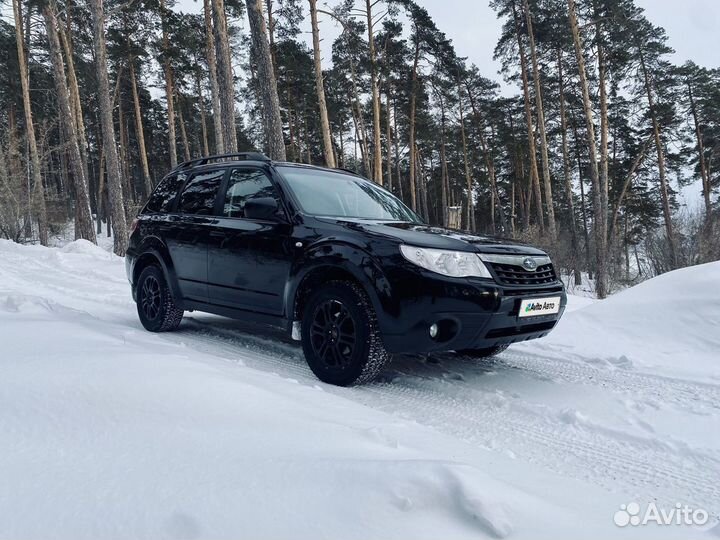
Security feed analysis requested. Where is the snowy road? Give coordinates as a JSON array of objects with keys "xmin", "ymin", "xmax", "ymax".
[
  {"xmin": 1, "ymin": 238, "xmax": 718, "ymax": 539},
  {"xmin": 170, "ymin": 315, "xmax": 720, "ymax": 513}
]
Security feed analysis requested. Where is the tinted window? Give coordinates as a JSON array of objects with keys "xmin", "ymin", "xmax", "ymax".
[
  {"xmin": 144, "ymin": 173, "xmax": 187, "ymax": 213},
  {"xmin": 223, "ymin": 169, "xmax": 280, "ymax": 218},
  {"xmin": 178, "ymin": 169, "xmax": 225, "ymax": 215},
  {"xmin": 278, "ymin": 166, "xmax": 420, "ymax": 222}
]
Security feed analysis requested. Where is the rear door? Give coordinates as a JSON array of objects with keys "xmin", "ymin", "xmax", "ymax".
[
  {"xmin": 207, "ymin": 167, "xmax": 294, "ymax": 314},
  {"xmin": 165, "ymin": 168, "xmax": 226, "ymax": 303}
]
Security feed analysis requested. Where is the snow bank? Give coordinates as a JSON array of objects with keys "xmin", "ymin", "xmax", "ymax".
[
  {"xmin": 0, "ymin": 314, "xmax": 534, "ymax": 540},
  {"xmin": 533, "ymin": 261, "xmax": 720, "ymax": 382}
]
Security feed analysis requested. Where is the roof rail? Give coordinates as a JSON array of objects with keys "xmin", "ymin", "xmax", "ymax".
[{"xmin": 174, "ymin": 152, "xmax": 271, "ymax": 171}]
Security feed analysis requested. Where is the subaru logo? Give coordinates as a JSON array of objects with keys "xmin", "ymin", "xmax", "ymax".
[{"xmin": 522, "ymin": 257, "xmax": 538, "ymax": 271}]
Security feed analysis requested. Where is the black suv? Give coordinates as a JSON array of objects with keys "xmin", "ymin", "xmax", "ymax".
[{"xmin": 126, "ymin": 153, "xmax": 566, "ymax": 385}]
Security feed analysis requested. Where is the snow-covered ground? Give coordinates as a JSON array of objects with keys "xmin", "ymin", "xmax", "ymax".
[{"xmin": 0, "ymin": 239, "xmax": 718, "ymax": 540}]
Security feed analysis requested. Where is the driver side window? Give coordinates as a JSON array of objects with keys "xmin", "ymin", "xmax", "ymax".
[{"xmin": 223, "ymin": 169, "xmax": 280, "ymax": 218}]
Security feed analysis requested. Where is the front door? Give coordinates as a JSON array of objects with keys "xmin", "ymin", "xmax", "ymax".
[{"xmin": 207, "ymin": 168, "xmax": 294, "ymax": 315}]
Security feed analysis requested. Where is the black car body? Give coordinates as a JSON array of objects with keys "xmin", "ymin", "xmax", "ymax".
[{"xmin": 126, "ymin": 153, "xmax": 566, "ymax": 385}]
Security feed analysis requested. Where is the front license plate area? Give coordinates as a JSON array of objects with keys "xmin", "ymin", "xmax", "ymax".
[{"xmin": 518, "ymin": 296, "xmax": 561, "ymax": 318}]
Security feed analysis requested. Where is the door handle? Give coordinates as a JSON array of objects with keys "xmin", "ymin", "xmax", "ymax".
[{"xmin": 209, "ymin": 231, "xmax": 226, "ymax": 238}]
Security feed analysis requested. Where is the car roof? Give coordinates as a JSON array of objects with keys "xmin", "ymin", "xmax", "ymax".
[
  {"xmin": 169, "ymin": 153, "xmax": 366, "ymax": 180},
  {"xmin": 272, "ymin": 161, "xmax": 363, "ymax": 178}
]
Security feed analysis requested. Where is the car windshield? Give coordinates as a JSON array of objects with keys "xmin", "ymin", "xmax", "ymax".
[{"xmin": 278, "ymin": 166, "xmax": 422, "ymax": 223}]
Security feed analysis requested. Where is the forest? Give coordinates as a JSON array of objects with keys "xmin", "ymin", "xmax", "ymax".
[{"xmin": 0, "ymin": 0, "xmax": 718, "ymax": 298}]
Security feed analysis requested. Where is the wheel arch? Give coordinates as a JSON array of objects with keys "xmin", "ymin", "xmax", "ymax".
[
  {"xmin": 131, "ymin": 242, "xmax": 183, "ymax": 309},
  {"xmin": 286, "ymin": 244, "xmax": 390, "ymax": 330}
]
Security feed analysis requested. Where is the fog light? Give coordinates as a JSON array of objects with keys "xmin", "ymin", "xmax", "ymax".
[{"xmin": 429, "ymin": 323, "xmax": 438, "ymax": 339}]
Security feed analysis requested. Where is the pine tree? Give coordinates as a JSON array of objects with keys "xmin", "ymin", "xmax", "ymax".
[
  {"xmin": 308, "ymin": 0, "xmax": 335, "ymax": 167},
  {"xmin": 247, "ymin": 0, "xmax": 286, "ymax": 159},
  {"xmin": 43, "ymin": 1, "xmax": 95, "ymax": 243},
  {"xmin": 89, "ymin": 0, "xmax": 128, "ymax": 255},
  {"xmin": 12, "ymin": 0, "xmax": 48, "ymax": 245}
]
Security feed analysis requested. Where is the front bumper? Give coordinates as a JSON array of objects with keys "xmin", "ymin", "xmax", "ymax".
[{"xmin": 377, "ymin": 266, "xmax": 566, "ymax": 354}]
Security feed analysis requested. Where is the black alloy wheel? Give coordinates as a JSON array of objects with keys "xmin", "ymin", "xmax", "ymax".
[
  {"xmin": 301, "ymin": 281, "xmax": 391, "ymax": 386},
  {"xmin": 136, "ymin": 265, "xmax": 184, "ymax": 332},
  {"xmin": 140, "ymin": 274, "xmax": 162, "ymax": 321},
  {"xmin": 309, "ymin": 299, "xmax": 357, "ymax": 369}
]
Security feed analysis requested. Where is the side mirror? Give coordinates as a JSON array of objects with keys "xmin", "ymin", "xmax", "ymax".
[{"xmin": 244, "ymin": 197, "xmax": 280, "ymax": 220}]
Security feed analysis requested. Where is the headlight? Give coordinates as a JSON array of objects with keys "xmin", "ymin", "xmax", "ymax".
[{"xmin": 399, "ymin": 245, "xmax": 492, "ymax": 279}]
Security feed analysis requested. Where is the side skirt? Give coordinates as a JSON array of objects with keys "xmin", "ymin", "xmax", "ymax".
[{"xmin": 183, "ymin": 299, "xmax": 290, "ymax": 335}]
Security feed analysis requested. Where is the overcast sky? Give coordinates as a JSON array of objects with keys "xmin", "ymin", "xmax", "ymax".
[
  {"xmin": 173, "ymin": 0, "xmax": 720, "ymax": 95},
  {"xmin": 369, "ymin": 0, "xmax": 720, "ymax": 81}
]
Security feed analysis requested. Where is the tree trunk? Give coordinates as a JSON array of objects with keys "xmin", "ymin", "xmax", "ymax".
[
  {"xmin": 416, "ymin": 146, "xmax": 429, "ymax": 220},
  {"xmin": 196, "ymin": 71, "xmax": 211, "ymax": 156},
  {"xmin": 130, "ymin": 62, "xmax": 153, "ymax": 197},
  {"xmin": 638, "ymin": 47, "xmax": 677, "ymax": 268},
  {"xmin": 510, "ymin": 179, "xmax": 516, "ymax": 236},
  {"xmin": 458, "ymin": 84, "xmax": 475, "ymax": 231},
  {"xmin": 349, "ymin": 58, "xmax": 370, "ymax": 175},
  {"xmin": 570, "ymin": 111, "xmax": 592, "ymax": 273},
  {"xmin": 160, "ymin": 0, "xmax": 178, "ymax": 167},
  {"xmin": 437, "ymin": 90, "xmax": 449, "ymax": 227},
  {"xmin": 596, "ymin": 14, "xmax": 610, "ymax": 271},
  {"xmin": 308, "ymin": 0, "xmax": 335, "ymax": 168},
  {"xmin": 96, "ymin": 146, "xmax": 104, "ymax": 234},
  {"xmin": 365, "ymin": 0, "xmax": 382, "ymax": 184},
  {"xmin": 13, "ymin": 0, "xmax": 48, "ymax": 245},
  {"xmin": 557, "ymin": 49, "xmax": 580, "ymax": 285},
  {"xmin": 287, "ymin": 88, "xmax": 298, "ymax": 161},
  {"xmin": 58, "ymin": 23, "xmax": 89, "ymax": 185},
  {"xmin": 303, "ymin": 111, "xmax": 311, "ymax": 163},
  {"xmin": 117, "ymin": 104, "xmax": 133, "ymax": 204},
  {"xmin": 176, "ymin": 95, "xmax": 192, "ymax": 161},
  {"xmin": 568, "ymin": 0, "xmax": 606, "ymax": 297},
  {"xmin": 507, "ymin": 108, "xmax": 527, "ymax": 232},
  {"xmin": 408, "ymin": 38, "xmax": 420, "ymax": 211},
  {"xmin": 512, "ymin": 0, "xmax": 544, "ymax": 233},
  {"xmin": 385, "ymin": 85, "xmax": 393, "ymax": 192},
  {"xmin": 43, "ymin": 3, "xmax": 96, "ymax": 243},
  {"xmin": 688, "ymin": 80, "xmax": 711, "ymax": 217},
  {"xmin": 247, "ymin": 0, "xmax": 286, "ymax": 160},
  {"xmin": 392, "ymin": 94, "xmax": 403, "ymax": 201},
  {"xmin": 89, "ymin": 0, "xmax": 128, "ymax": 255},
  {"xmin": 523, "ymin": 0, "xmax": 556, "ymax": 238},
  {"xmin": 212, "ymin": 0, "xmax": 238, "ymax": 152},
  {"xmin": 266, "ymin": 0, "xmax": 278, "ymax": 73},
  {"xmin": 203, "ymin": 0, "xmax": 224, "ymax": 153}
]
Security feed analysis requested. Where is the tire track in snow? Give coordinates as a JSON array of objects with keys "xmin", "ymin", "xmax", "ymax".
[
  {"xmin": 499, "ymin": 349, "xmax": 720, "ymax": 413},
  {"xmin": 165, "ymin": 317, "xmax": 720, "ymax": 516}
]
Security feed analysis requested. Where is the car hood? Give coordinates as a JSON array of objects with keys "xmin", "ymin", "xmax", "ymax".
[{"xmin": 316, "ymin": 218, "xmax": 547, "ymax": 255}]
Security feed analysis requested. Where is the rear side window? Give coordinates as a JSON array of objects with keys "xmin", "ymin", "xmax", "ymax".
[
  {"xmin": 178, "ymin": 169, "xmax": 225, "ymax": 215},
  {"xmin": 144, "ymin": 173, "xmax": 186, "ymax": 213}
]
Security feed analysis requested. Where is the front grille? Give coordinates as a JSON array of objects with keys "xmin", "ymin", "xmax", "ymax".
[{"xmin": 488, "ymin": 262, "xmax": 558, "ymax": 286}]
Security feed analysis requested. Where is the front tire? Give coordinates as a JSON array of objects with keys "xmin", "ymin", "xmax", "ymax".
[
  {"xmin": 301, "ymin": 281, "xmax": 390, "ymax": 386},
  {"xmin": 136, "ymin": 265, "xmax": 183, "ymax": 332},
  {"xmin": 456, "ymin": 344, "xmax": 510, "ymax": 359}
]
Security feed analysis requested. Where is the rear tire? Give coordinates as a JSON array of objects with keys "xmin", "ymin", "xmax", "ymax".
[
  {"xmin": 301, "ymin": 280, "xmax": 390, "ymax": 386},
  {"xmin": 136, "ymin": 265, "xmax": 183, "ymax": 332},
  {"xmin": 456, "ymin": 344, "xmax": 510, "ymax": 359}
]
